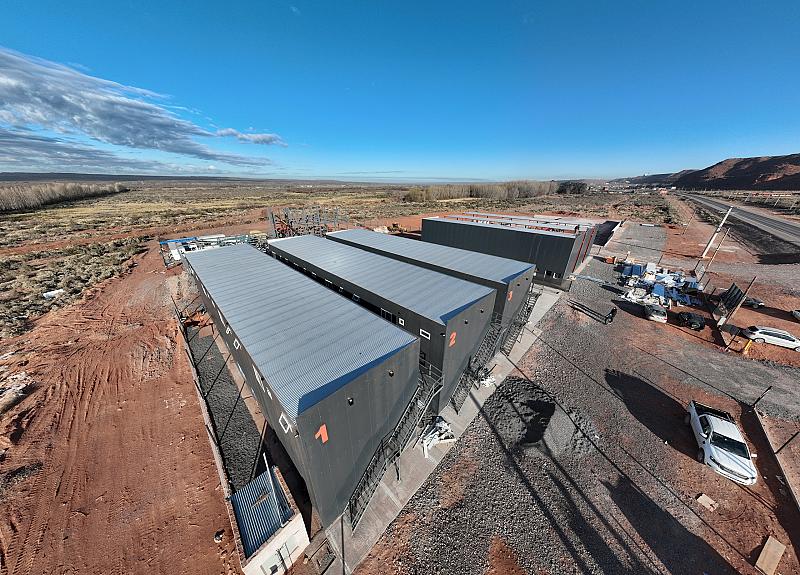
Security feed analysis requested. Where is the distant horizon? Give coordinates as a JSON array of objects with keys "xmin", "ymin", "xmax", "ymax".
[{"xmin": 2, "ymin": 2, "xmax": 799, "ymax": 179}]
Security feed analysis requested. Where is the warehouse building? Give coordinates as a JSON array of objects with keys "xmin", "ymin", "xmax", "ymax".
[
  {"xmin": 268, "ymin": 235, "xmax": 497, "ymax": 414},
  {"xmin": 421, "ymin": 215, "xmax": 596, "ymax": 290},
  {"xmin": 183, "ymin": 244, "xmax": 421, "ymax": 528},
  {"xmin": 326, "ymin": 228, "xmax": 535, "ymax": 346}
]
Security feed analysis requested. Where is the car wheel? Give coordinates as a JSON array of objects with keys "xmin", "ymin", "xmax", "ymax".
[
  {"xmin": 755, "ymin": 338, "xmax": 765, "ymax": 343},
  {"xmin": 697, "ymin": 450, "xmax": 705, "ymax": 463},
  {"xmin": 795, "ymin": 347, "xmax": 800, "ymax": 352}
]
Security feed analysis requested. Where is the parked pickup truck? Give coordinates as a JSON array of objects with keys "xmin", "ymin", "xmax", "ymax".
[{"xmin": 685, "ymin": 401, "xmax": 757, "ymax": 485}]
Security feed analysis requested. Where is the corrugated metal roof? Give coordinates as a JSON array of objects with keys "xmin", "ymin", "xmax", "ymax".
[
  {"xmin": 328, "ymin": 229, "xmax": 533, "ymax": 284},
  {"xmin": 230, "ymin": 467, "xmax": 294, "ymax": 558},
  {"xmin": 269, "ymin": 235, "xmax": 495, "ymax": 324},
  {"xmin": 464, "ymin": 211, "xmax": 596, "ymax": 228},
  {"xmin": 444, "ymin": 214, "xmax": 582, "ymax": 232},
  {"xmin": 423, "ymin": 216, "xmax": 581, "ymax": 238},
  {"xmin": 184, "ymin": 244, "xmax": 416, "ymax": 419}
]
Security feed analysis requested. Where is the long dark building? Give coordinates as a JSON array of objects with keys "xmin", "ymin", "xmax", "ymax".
[
  {"xmin": 268, "ymin": 235, "xmax": 497, "ymax": 413},
  {"xmin": 326, "ymin": 228, "xmax": 535, "ymax": 341},
  {"xmin": 183, "ymin": 244, "xmax": 421, "ymax": 527},
  {"xmin": 421, "ymin": 215, "xmax": 596, "ymax": 290}
]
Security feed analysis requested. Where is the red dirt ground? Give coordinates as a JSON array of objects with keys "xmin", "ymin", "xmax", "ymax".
[
  {"xmin": 613, "ymin": 310, "xmax": 800, "ymax": 575},
  {"xmin": 663, "ymin": 197, "xmax": 800, "ymax": 368},
  {"xmin": 0, "ymin": 243, "xmax": 240, "ymax": 574},
  {"xmin": 485, "ymin": 536, "xmax": 526, "ymax": 575}
]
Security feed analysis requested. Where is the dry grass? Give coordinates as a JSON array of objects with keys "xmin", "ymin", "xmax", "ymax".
[
  {"xmin": 0, "ymin": 180, "xmax": 681, "ymax": 339},
  {"xmin": 0, "ymin": 238, "xmax": 145, "ymax": 338},
  {"xmin": 0, "ymin": 182, "xmax": 129, "ymax": 212}
]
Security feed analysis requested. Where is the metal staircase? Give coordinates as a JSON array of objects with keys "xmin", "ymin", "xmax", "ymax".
[
  {"xmin": 499, "ymin": 286, "xmax": 541, "ymax": 356},
  {"xmin": 450, "ymin": 315, "xmax": 503, "ymax": 413},
  {"xmin": 347, "ymin": 360, "xmax": 442, "ymax": 529}
]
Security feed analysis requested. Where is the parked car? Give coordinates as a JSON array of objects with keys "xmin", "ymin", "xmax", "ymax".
[
  {"xmin": 792, "ymin": 309, "xmax": 800, "ymax": 321},
  {"xmin": 685, "ymin": 401, "xmax": 757, "ymax": 485},
  {"xmin": 643, "ymin": 303, "xmax": 668, "ymax": 323},
  {"xmin": 677, "ymin": 311, "xmax": 705, "ymax": 330},
  {"xmin": 742, "ymin": 326, "xmax": 800, "ymax": 351}
]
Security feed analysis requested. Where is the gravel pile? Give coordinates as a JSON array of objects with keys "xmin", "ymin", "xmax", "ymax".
[{"xmin": 188, "ymin": 327, "xmax": 261, "ymax": 490}]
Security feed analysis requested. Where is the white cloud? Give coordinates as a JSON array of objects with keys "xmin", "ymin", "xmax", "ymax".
[{"xmin": 0, "ymin": 46, "xmax": 286, "ymax": 169}]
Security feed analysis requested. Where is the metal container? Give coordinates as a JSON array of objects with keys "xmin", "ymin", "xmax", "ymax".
[
  {"xmin": 268, "ymin": 235, "xmax": 496, "ymax": 413},
  {"xmin": 184, "ymin": 244, "xmax": 420, "ymax": 527},
  {"xmin": 421, "ymin": 216, "xmax": 596, "ymax": 289},
  {"xmin": 327, "ymin": 229, "xmax": 535, "ymax": 335}
]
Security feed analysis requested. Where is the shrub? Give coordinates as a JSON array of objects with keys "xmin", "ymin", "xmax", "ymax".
[{"xmin": 0, "ymin": 182, "xmax": 130, "ymax": 212}]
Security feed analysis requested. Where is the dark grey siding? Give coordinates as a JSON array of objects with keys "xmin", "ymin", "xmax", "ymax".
[
  {"xmin": 268, "ymin": 235, "xmax": 496, "ymax": 413},
  {"xmin": 184, "ymin": 245, "xmax": 420, "ymax": 527},
  {"xmin": 421, "ymin": 217, "xmax": 590, "ymax": 290}
]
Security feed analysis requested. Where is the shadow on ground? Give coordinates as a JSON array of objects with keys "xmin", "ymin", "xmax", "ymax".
[
  {"xmin": 604, "ymin": 476, "xmax": 738, "ymax": 574},
  {"xmin": 605, "ymin": 369, "xmax": 697, "ymax": 461}
]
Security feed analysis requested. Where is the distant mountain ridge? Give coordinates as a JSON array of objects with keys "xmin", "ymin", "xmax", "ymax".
[{"xmin": 618, "ymin": 153, "xmax": 800, "ymax": 190}]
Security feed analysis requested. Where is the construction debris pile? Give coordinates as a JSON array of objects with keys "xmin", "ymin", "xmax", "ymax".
[{"xmin": 620, "ymin": 262, "xmax": 704, "ymax": 308}]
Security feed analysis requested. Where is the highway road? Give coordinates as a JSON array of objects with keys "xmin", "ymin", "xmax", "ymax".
[{"xmin": 685, "ymin": 194, "xmax": 800, "ymax": 247}]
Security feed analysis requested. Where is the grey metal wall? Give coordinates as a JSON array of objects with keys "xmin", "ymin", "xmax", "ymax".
[
  {"xmin": 184, "ymin": 249, "xmax": 421, "ymax": 527},
  {"xmin": 421, "ymin": 217, "xmax": 589, "ymax": 289},
  {"xmin": 268, "ymin": 236, "xmax": 496, "ymax": 413}
]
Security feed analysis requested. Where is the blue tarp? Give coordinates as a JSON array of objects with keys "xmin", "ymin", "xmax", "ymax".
[
  {"xmin": 631, "ymin": 264, "xmax": 644, "ymax": 276},
  {"xmin": 652, "ymin": 284, "xmax": 666, "ymax": 298}
]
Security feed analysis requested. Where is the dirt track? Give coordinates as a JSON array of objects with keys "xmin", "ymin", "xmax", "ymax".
[{"xmin": 0, "ymin": 244, "xmax": 239, "ymax": 574}]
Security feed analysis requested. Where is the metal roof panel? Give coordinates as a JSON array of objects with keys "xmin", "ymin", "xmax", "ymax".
[
  {"xmin": 327, "ymin": 228, "xmax": 534, "ymax": 284},
  {"xmin": 269, "ymin": 235, "xmax": 495, "ymax": 324},
  {"xmin": 230, "ymin": 467, "xmax": 294, "ymax": 558},
  {"xmin": 184, "ymin": 244, "xmax": 417, "ymax": 419}
]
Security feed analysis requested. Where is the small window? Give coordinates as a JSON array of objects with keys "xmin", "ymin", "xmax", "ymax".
[
  {"xmin": 699, "ymin": 416, "xmax": 711, "ymax": 436},
  {"xmin": 544, "ymin": 270, "xmax": 553, "ymax": 278},
  {"xmin": 279, "ymin": 413, "xmax": 292, "ymax": 434},
  {"xmin": 233, "ymin": 339, "xmax": 241, "ymax": 350},
  {"xmin": 352, "ymin": 294, "xmax": 360, "ymax": 303},
  {"xmin": 553, "ymin": 272, "xmax": 562, "ymax": 280},
  {"xmin": 325, "ymin": 279, "xmax": 332, "ymax": 287},
  {"xmin": 420, "ymin": 329, "xmax": 431, "ymax": 340},
  {"xmin": 398, "ymin": 318, "xmax": 405, "ymax": 326}
]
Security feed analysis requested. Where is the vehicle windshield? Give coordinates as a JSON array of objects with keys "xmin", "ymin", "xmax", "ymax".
[
  {"xmin": 651, "ymin": 308, "xmax": 666, "ymax": 316},
  {"xmin": 748, "ymin": 326, "xmax": 758, "ymax": 332},
  {"xmin": 711, "ymin": 433, "xmax": 749, "ymax": 459}
]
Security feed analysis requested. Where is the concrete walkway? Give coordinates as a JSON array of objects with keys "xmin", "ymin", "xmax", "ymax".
[{"xmin": 324, "ymin": 286, "xmax": 562, "ymax": 573}]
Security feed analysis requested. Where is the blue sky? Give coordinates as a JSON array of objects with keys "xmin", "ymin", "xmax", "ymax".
[{"xmin": 1, "ymin": 1, "xmax": 799, "ymax": 180}]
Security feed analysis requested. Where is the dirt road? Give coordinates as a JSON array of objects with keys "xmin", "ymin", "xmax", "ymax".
[{"xmin": 0, "ymin": 243, "xmax": 239, "ymax": 574}]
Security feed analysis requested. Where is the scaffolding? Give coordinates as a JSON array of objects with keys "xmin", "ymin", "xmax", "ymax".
[{"xmin": 268, "ymin": 206, "xmax": 343, "ymax": 238}]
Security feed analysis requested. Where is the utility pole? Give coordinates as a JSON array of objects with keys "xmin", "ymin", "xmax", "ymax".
[
  {"xmin": 698, "ymin": 227, "xmax": 728, "ymax": 283},
  {"xmin": 701, "ymin": 206, "xmax": 732, "ymax": 258}
]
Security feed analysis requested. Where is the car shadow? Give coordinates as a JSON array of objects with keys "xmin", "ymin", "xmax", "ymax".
[
  {"xmin": 746, "ymin": 305, "xmax": 800, "ymax": 323},
  {"xmin": 605, "ymin": 369, "xmax": 697, "ymax": 461}
]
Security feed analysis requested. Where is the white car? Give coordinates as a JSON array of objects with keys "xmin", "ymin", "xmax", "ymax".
[
  {"xmin": 686, "ymin": 401, "xmax": 757, "ymax": 485},
  {"xmin": 742, "ymin": 326, "xmax": 800, "ymax": 351},
  {"xmin": 643, "ymin": 303, "xmax": 668, "ymax": 323}
]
